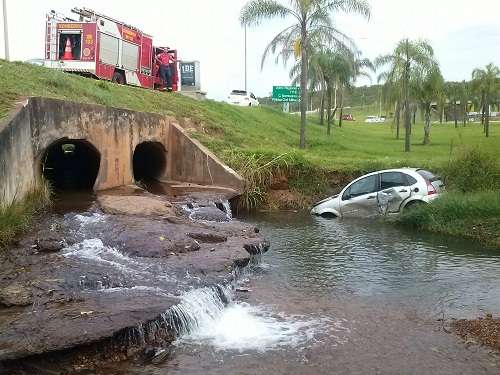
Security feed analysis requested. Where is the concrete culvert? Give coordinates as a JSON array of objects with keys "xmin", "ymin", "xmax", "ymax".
[
  {"xmin": 42, "ymin": 139, "xmax": 100, "ymax": 191},
  {"xmin": 133, "ymin": 142, "xmax": 167, "ymax": 182}
]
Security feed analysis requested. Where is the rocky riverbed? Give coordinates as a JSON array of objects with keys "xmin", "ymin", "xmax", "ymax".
[{"xmin": 0, "ymin": 186, "xmax": 268, "ymax": 374}]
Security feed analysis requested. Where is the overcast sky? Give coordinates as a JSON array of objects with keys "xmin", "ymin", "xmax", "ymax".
[{"xmin": 1, "ymin": 0, "xmax": 499, "ymax": 100}]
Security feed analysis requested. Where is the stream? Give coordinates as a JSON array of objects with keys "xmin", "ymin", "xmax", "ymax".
[
  {"xmin": 3, "ymin": 196, "xmax": 500, "ymax": 375},
  {"xmin": 108, "ymin": 211, "xmax": 500, "ymax": 374}
]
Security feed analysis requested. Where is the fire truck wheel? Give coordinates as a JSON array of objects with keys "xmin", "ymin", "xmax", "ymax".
[{"xmin": 112, "ymin": 72, "xmax": 126, "ymax": 85}]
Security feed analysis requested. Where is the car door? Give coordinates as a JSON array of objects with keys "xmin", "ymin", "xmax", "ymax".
[
  {"xmin": 340, "ymin": 174, "xmax": 380, "ymax": 218},
  {"xmin": 377, "ymin": 172, "xmax": 414, "ymax": 214}
]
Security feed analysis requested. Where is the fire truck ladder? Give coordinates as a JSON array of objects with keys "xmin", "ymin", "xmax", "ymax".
[
  {"xmin": 71, "ymin": 7, "xmax": 144, "ymax": 33},
  {"xmin": 45, "ymin": 15, "xmax": 58, "ymax": 60},
  {"xmin": 46, "ymin": 11, "xmax": 77, "ymax": 60}
]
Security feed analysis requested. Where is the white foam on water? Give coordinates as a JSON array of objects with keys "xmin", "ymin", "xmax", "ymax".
[
  {"xmin": 169, "ymin": 286, "xmax": 328, "ymax": 353},
  {"xmin": 221, "ymin": 201, "xmax": 232, "ymax": 220},
  {"xmin": 100, "ymin": 285, "xmax": 172, "ymax": 295},
  {"xmin": 75, "ymin": 213, "xmax": 106, "ymax": 225},
  {"xmin": 62, "ymin": 239, "xmax": 172, "ymax": 282},
  {"xmin": 63, "ymin": 239, "xmax": 130, "ymax": 270},
  {"xmin": 187, "ymin": 303, "xmax": 323, "ymax": 352}
]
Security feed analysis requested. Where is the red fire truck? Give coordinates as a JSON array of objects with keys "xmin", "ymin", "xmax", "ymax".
[{"xmin": 44, "ymin": 7, "xmax": 178, "ymax": 91}]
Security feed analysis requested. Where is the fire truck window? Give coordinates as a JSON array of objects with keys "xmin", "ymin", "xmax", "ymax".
[
  {"xmin": 42, "ymin": 139, "xmax": 100, "ymax": 192},
  {"xmin": 58, "ymin": 33, "xmax": 82, "ymax": 60},
  {"xmin": 133, "ymin": 142, "xmax": 166, "ymax": 182}
]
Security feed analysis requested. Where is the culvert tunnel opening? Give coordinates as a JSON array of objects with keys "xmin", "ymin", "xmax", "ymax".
[
  {"xmin": 42, "ymin": 139, "xmax": 100, "ymax": 192},
  {"xmin": 133, "ymin": 142, "xmax": 167, "ymax": 182}
]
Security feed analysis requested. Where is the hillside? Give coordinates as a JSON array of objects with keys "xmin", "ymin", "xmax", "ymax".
[{"xmin": 1, "ymin": 60, "xmax": 499, "ymax": 206}]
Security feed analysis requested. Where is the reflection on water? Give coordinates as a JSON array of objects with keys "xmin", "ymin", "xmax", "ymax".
[{"xmin": 245, "ymin": 212, "xmax": 500, "ymax": 317}]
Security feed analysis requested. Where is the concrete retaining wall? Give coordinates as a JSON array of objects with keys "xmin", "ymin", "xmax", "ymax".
[{"xmin": 0, "ymin": 97, "xmax": 244, "ymax": 205}]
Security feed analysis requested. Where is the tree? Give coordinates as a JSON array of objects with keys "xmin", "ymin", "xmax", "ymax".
[
  {"xmin": 376, "ymin": 39, "xmax": 437, "ymax": 152},
  {"xmin": 472, "ymin": 63, "xmax": 500, "ymax": 138},
  {"xmin": 412, "ymin": 66, "xmax": 444, "ymax": 145},
  {"xmin": 240, "ymin": 0, "xmax": 371, "ymax": 149}
]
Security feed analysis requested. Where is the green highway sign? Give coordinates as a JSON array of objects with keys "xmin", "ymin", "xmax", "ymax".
[{"xmin": 272, "ymin": 86, "xmax": 300, "ymax": 102}]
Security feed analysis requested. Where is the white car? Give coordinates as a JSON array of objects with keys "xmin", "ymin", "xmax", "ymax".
[
  {"xmin": 227, "ymin": 90, "xmax": 260, "ymax": 107},
  {"xmin": 311, "ymin": 168, "xmax": 445, "ymax": 218},
  {"xmin": 365, "ymin": 116, "xmax": 385, "ymax": 123}
]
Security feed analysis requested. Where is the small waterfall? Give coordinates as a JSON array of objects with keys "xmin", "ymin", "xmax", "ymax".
[
  {"xmin": 164, "ymin": 282, "xmax": 327, "ymax": 353},
  {"xmin": 221, "ymin": 200, "xmax": 232, "ymax": 220},
  {"xmin": 63, "ymin": 239, "xmax": 173, "ymax": 282},
  {"xmin": 165, "ymin": 285, "xmax": 232, "ymax": 337}
]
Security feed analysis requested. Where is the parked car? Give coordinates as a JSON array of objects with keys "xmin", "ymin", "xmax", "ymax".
[
  {"xmin": 25, "ymin": 58, "xmax": 46, "ymax": 66},
  {"xmin": 365, "ymin": 116, "xmax": 385, "ymax": 123},
  {"xmin": 341, "ymin": 114, "xmax": 355, "ymax": 121},
  {"xmin": 311, "ymin": 168, "xmax": 444, "ymax": 218},
  {"xmin": 227, "ymin": 90, "xmax": 260, "ymax": 107}
]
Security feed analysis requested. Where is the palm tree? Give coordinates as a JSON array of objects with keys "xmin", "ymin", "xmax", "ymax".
[
  {"xmin": 240, "ymin": 0, "xmax": 371, "ymax": 149},
  {"xmin": 376, "ymin": 39, "xmax": 437, "ymax": 152},
  {"xmin": 412, "ymin": 66, "xmax": 444, "ymax": 145},
  {"xmin": 472, "ymin": 63, "xmax": 500, "ymax": 137}
]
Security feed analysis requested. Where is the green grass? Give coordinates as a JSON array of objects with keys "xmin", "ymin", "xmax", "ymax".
[
  {"xmin": 0, "ymin": 184, "xmax": 51, "ymax": 249},
  {"xmin": 1, "ymin": 59, "xmax": 498, "ymax": 175},
  {"xmin": 1, "ymin": 60, "xmax": 499, "ymax": 244},
  {"xmin": 398, "ymin": 191, "xmax": 500, "ymax": 248}
]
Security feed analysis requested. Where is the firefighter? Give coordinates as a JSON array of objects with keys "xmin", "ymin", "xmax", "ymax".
[{"xmin": 156, "ymin": 48, "xmax": 176, "ymax": 91}]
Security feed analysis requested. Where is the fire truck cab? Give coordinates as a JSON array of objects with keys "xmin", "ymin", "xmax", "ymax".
[{"xmin": 44, "ymin": 7, "xmax": 178, "ymax": 91}]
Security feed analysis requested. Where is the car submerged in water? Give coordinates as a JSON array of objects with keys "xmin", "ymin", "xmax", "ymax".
[{"xmin": 311, "ymin": 168, "xmax": 444, "ymax": 218}]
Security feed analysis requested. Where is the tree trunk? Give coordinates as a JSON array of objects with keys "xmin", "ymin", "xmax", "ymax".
[
  {"xmin": 439, "ymin": 103, "xmax": 443, "ymax": 124},
  {"xmin": 327, "ymin": 86, "xmax": 332, "ymax": 136},
  {"xmin": 299, "ymin": 22, "xmax": 308, "ymax": 149},
  {"xmin": 481, "ymin": 92, "xmax": 485, "ymax": 128},
  {"xmin": 338, "ymin": 87, "xmax": 344, "ymax": 128},
  {"xmin": 423, "ymin": 104, "xmax": 431, "ymax": 145},
  {"xmin": 485, "ymin": 95, "xmax": 490, "ymax": 137},
  {"xmin": 395, "ymin": 100, "xmax": 401, "ymax": 140},
  {"xmin": 412, "ymin": 106, "xmax": 416, "ymax": 125},
  {"xmin": 404, "ymin": 40, "xmax": 411, "ymax": 152},
  {"xmin": 319, "ymin": 86, "xmax": 325, "ymax": 126},
  {"xmin": 454, "ymin": 102, "xmax": 458, "ymax": 128},
  {"xmin": 463, "ymin": 103, "xmax": 467, "ymax": 127}
]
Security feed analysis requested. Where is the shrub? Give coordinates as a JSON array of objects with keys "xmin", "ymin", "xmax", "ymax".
[
  {"xmin": 398, "ymin": 191, "xmax": 500, "ymax": 247},
  {"xmin": 0, "ymin": 182, "xmax": 51, "ymax": 248},
  {"xmin": 442, "ymin": 148, "xmax": 500, "ymax": 192}
]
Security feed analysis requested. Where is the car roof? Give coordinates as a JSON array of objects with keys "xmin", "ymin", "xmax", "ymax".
[{"xmin": 350, "ymin": 168, "xmax": 420, "ymax": 181}]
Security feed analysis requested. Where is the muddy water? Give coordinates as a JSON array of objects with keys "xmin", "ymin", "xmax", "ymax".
[{"xmin": 117, "ymin": 212, "xmax": 500, "ymax": 375}]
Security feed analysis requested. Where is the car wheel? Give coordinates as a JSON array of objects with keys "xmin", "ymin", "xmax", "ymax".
[
  {"xmin": 404, "ymin": 200, "xmax": 426, "ymax": 211},
  {"xmin": 112, "ymin": 72, "xmax": 125, "ymax": 85},
  {"xmin": 320, "ymin": 212, "xmax": 337, "ymax": 219}
]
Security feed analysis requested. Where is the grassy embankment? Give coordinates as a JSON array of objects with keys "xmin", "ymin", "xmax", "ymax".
[
  {"xmin": 0, "ymin": 60, "xmax": 499, "ymax": 245},
  {"xmin": 398, "ymin": 149, "xmax": 500, "ymax": 248},
  {"xmin": 0, "ymin": 184, "xmax": 51, "ymax": 248}
]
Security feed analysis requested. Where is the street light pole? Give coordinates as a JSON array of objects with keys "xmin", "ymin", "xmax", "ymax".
[
  {"xmin": 244, "ymin": 25, "xmax": 248, "ymax": 92},
  {"xmin": 2, "ymin": 0, "xmax": 9, "ymax": 61}
]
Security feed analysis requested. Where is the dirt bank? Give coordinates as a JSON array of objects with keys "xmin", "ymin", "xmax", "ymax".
[
  {"xmin": 452, "ymin": 315, "xmax": 500, "ymax": 352},
  {"xmin": 0, "ymin": 186, "xmax": 268, "ymax": 373}
]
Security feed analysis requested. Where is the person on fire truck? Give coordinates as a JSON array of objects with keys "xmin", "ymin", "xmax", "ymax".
[{"xmin": 155, "ymin": 48, "xmax": 176, "ymax": 91}]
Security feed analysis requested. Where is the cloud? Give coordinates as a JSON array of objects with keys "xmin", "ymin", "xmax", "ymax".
[{"xmin": 1, "ymin": 0, "xmax": 499, "ymax": 100}]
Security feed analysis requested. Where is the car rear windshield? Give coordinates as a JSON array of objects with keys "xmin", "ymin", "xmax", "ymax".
[
  {"xmin": 231, "ymin": 90, "xmax": 247, "ymax": 95},
  {"xmin": 416, "ymin": 169, "xmax": 440, "ymax": 182}
]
